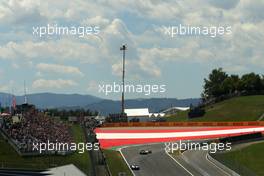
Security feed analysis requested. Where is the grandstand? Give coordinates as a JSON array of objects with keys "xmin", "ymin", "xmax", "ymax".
[{"xmin": 0, "ymin": 103, "xmax": 74, "ymax": 155}]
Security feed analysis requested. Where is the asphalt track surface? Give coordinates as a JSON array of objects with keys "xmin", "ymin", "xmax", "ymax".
[
  {"xmin": 121, "ymin": 143, "xmax": 232, "ymax": 176},
  {"xmin": 182, "ymin": 149, "xmax": 230, "ymax": 176}
]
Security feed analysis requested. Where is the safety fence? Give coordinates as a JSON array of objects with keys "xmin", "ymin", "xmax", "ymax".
[{"xmin": 101, "ymin": 121, "xmax": 264, "ymax": 127}]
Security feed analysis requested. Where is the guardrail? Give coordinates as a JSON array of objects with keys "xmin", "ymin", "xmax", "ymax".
[{"xmin": 101, "ymin": 121, "xmax": 264, "ymax": 127}]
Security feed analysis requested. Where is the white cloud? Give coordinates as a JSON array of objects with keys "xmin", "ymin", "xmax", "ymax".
[
  {"xmin": 224, "ymin": 65, "xmax": 248, "ymax": 73},
  {"xmin": 11, "ymin": 63, "xmax": 19, "ymax": 69},
  {"xmin": 98, "ymin": 0, "xmax": 183, "ymax": 20},
  {"xmin": 35, "ymin": 71, "xmax": 43, "ymax": 77},
  {"xmin": 0, "ymin": 85, "xmax": 8, "ymax": 92},
  {"xmin": 32, "ymin": 79, "xmax": 78, "ymax": 89},
  {"xmin": 0, "ymin": 69, "xmax": 4, "ymax": 79},
  {"xmin": 138, "ymin": 57, "xmax": 161, "ymax": 77},
  {"xmin": 207, "ymin": 0, "xmax": 240, "ymax": 10},
  {"xmin": 0, "ymin": 39, "xmax": 100, "ymax": 63},
  {"xmin": 87, "ymin": 80, "xmax": 98, "ymax": 92},
  {"xmin": 0, "ymin": 0, "xmax": 44, "ymax": 25},
  {"xmin": 82, "ymin": 16, "xmax": 110, "ymax": 28},
  {"xmin": 36, "ymin": 63, "xmax": 84, "ymax": 76},
  {"xmin": 111, "ymin": 62, "xmax": 122, "ymax": 77},
  {"xmin": 1, "ymin": 0, "xmax": 264, "ymax": 92},
  {"xmin": 0, "ymin": 80, "xmax": 15, "ymax": 92}
]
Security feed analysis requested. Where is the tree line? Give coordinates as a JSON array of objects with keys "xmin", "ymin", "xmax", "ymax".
[
  {"xmin": 202, "ymin": 68, "xmax": 264, "ymax": 102},
  {"xmin": 188, "ymin": 68, "xmax": 263, "ymax": 118},
  {"xmin": 44, "ymin": 108, "xmax": 99, "ymax": 120}
]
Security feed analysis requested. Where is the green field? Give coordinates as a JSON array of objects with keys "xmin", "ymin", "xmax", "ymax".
[
  {"xmin": 103, "ymin": 149, "xmax": 133, "ymax": 176},
  {"xmin": 213, "ymin": 142, "xmax": 264, "ymax": 176},
  {"xmin": 0, "ymin": 124, "xmax": 91, "ymax": 175},
  {"xmin": 166, "ymin": 95, "xmax": 264, "ymax": 122}
]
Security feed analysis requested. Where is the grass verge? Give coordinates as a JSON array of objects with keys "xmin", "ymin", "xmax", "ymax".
[
  {"xmin": 212, "ymin": 142, "xmax": 264, "ymax": 176},
  {"xmin": 103, "ymin": 149, "xmax": 133, "ymax": 176}
]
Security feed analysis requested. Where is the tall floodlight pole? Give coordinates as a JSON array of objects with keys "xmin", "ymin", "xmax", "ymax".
[
  {"xmin": 24, "ymin": 80, "xmax": 27, "ymax": 104},
  {"xmin": 120, "ymin": 44, "xmax": 127, "ymax": 115}
]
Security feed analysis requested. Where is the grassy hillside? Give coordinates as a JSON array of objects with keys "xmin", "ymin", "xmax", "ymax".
[
  {"xmin": 166, "ymin": 95, "xmax": 264, "ymax": 122},
  {"xmin": 0, "ymin": 124, "xmax": 91, "ymax": 175},
  {"xmin": 213, "ymin": 141, "xmax": 264, "ymax": 176}
]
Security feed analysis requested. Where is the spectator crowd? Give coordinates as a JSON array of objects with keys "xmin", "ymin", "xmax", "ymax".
[{"xmin": 1, "ymin": 110, "xmax": 73, "ymax": 153}]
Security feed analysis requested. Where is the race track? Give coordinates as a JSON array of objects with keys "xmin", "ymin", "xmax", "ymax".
[{"xmin": 121, "ymin": 142, "xmax": 235, "ymax": 176}]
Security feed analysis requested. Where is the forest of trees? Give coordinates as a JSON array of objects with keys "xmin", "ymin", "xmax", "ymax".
[
  {"xmin": 201, "ymin": 68, "xmax": 264, "ymax": 102},
  {"xmin": 189, "ymin": 68, "xmax": 264, "ymax": 118}
]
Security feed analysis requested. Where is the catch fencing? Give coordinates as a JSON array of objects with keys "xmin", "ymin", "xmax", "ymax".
[{"xmin": 101, "ymin": 121, "xmax": 264, "ymax": 127}]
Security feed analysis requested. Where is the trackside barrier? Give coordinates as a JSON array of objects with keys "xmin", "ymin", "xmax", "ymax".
[{"xmin": 101, "ymin": 121, "xmax": 264, "ymax": 127}]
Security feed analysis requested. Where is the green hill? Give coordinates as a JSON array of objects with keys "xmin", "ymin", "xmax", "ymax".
[{"xmin": 167, "ymin": 95, "xmax": 264, "ymax": 122}]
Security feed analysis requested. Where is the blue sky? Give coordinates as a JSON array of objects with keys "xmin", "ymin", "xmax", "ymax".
[{"xmin": 0, "ymin": 0, "xmax": 263, "ymax": 100}]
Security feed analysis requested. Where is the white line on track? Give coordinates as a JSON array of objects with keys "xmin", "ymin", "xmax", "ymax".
[
  {"xmin": 206, "ymin": 153, "xmax": 231, "ymax": 176},
  {"xmin": 165, "ymin": 151, "xmax": 194, "ymax": 176},
  {"xmin": 119, "ymin": 146, "xmax": 136, "ymax": 176}
]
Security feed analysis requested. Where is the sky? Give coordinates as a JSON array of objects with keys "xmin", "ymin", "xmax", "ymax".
[{"xmin": 0, "ymin": 0, "xmax": 263, "ymax": 100}]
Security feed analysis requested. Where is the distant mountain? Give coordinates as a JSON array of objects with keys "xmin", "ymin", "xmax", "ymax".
[
  {"xmin": 0, "ymin": 92, "xmax": 102, "ymax": 109},
  {"xmin": 86, "ymin": 98, "xmax": 201, "ymax": 115},
  {"xmin": 0, "ymin": 92, "xmax": 200, "ymax": 115}
]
